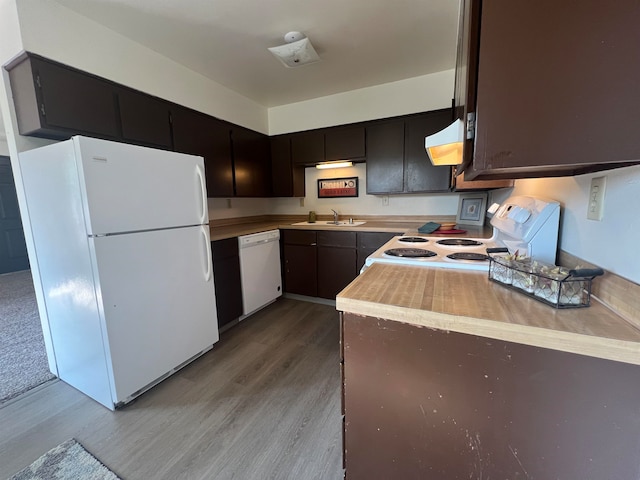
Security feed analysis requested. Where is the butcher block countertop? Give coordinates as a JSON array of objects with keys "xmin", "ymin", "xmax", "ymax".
[{"xmin": 336, "ymin": 263, "xmax": 640, "ymax": 366}]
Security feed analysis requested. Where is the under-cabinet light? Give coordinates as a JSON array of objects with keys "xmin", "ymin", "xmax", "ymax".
[{"xmin": 315, "ymin": 161, "xmax": 353, "ymax": 170}]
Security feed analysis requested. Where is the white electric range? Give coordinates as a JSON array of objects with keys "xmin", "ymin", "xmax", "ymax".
[{"xmin": 363, "ymin": 195, "xmax": 561, "ymax": 273}]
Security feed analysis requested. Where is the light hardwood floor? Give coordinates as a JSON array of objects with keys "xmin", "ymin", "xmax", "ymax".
[{"xmin": 0, "ymin": 298, "xmax": 343, "ymax": 480}]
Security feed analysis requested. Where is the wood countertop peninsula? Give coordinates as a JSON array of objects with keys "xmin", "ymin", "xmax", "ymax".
[
  {"xmin": 208, "ymin": 214, "xmax": 493, "ymax": 241},
  {"xmin": 336, "ymin": 263, "xmax": 640, "ymax": 366}
]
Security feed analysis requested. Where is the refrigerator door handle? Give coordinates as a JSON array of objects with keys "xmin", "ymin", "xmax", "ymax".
[
  {"xmin": 196, "ymin": 164, "xmax": 207, "ymax": 225},
  {"xmin": 201, "ymin": 225, "xmax": 212, "ymax": 282}
]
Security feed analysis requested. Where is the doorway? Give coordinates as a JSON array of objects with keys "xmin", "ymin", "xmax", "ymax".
[
  {"xmin": 0, "ymin": 156, "xmax": 53, "ymax": 404},
  {"xmin": 0, "ymin": 156, "xmax": 29, "ymax": 274}
]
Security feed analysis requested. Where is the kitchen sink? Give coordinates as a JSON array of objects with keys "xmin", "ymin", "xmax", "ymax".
[{"xmin": 292, "ymin": 220, "xmax": 367, "ymax": 226}]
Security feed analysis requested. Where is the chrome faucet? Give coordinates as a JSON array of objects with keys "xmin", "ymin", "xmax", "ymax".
[{"xmin": 331, "ymin": 209, "xmax": 339, "ymax": 224}]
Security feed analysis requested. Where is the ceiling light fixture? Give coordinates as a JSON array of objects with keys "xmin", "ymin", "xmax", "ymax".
[
  {"xmin": 268, "ymin": 31, "xmax": 320, "ymax": 68},
  {"xmin": 315, "ymin": 161, "xmax": 353, "ymax": 170}
]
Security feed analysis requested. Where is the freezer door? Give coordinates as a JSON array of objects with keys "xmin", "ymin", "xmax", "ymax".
[
  {"xmin": 89, "ymin": 225, "xmax": 218, "ymax": 404},
  {"xmin": 73, "ymin": 136, "xmax": 208, "ymax": 235}
]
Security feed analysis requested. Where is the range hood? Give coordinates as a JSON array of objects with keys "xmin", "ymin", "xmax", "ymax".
[{"xmin": 424, "ymin": 113, "xmax": 475, "ymax": 166}]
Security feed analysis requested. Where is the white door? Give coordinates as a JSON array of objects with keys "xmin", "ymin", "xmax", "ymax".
[
  {"xmin": 90, "ymin": 225, "xmax": 218, "ymax": 404},
  {"xmin": 73, "ymin": 136, "xmax": 208, "ymax": 235}
]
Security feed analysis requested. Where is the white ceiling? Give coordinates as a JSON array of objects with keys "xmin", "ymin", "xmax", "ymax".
[{"xmin": 52, "ymin": 0, "xmax": 461, "ymax": 108}]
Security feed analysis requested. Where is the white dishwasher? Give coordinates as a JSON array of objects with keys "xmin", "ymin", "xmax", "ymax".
[{"xmin": 238, "ymin": 230, "xmax": 282, "ymax": 317}]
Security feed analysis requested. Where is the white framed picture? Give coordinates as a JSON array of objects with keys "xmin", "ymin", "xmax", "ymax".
[{"xmin": 456, "ymin": 193, "xmax": 488, "ymax": 226}]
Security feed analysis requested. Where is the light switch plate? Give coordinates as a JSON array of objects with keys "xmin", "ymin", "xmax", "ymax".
[{"xmin": 587, "ymin": 176, "xmax": 606, "ymax": 221}]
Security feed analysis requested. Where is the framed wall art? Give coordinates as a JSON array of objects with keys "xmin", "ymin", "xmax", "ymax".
[
  {"xmin": 456, "ymin": 193, "xmax": 488, "ymax": 226},
  {"xmin": 317, "ymin": 177, "xmax": 359, "ymax": 198}
]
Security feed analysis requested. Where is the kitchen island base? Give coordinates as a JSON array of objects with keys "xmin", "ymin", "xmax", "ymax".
[{"xmin": 341, "ymin": 313, "xmax": 640, "ymax": 479}]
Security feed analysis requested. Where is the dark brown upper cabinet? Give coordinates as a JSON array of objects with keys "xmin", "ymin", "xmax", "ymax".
[
  {"xmin": 7, "ymin": 53, "xmax": 119, "ymax": 140},
  {"xmin": 270, "ymin": 135, "xmax": 305, "ymax": 197},
  {"xmin": 117, "ymin": 88, "xmax": 172, "ymax": 149},
  {"xmin": 291, "ymin": 125, "xmax": 365, "ymax": 166},
  {"xmin": 291, "ymin": 130, "xmax": 325, "ymax": 166},
  {"xmin": 171, "ymin": 106, "xmax": 234, "ymax": 197},
  {"xmin": 365, "ymin": 118, "xmax": 405, "ymax": 194},
  {"xmin": 403, "ymin": 111, "xmax": 452, "ymax": 193},
  {"xmin": 459, "ymin": 0, "xmax": 640, "ymax": 180},
  {"xmin": 324, "ymin": 125, "xmax": 366, "ymax": 161},
  {"xmin": 366, "ymin": 110, "xmax": 452, "ymax": 194},
  {"xmin": 231, "ymin": 126, "xmax": 271, "ymax": 197}
]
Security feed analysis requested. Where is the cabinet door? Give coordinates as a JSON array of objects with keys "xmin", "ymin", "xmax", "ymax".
[
  {"xmin": 9, "ymin": 55, "xmax": 119, "ymax": 140},
  {"xmin": 232, "ymin": 126, "xmax": 272, "ymax": 197},
  {"xmin": 118, "ymin": 88, "xmax": 172, "ymax": 149},
  {"xmin": 365, "ymin": 119, "xmax": 405, "ymax": 194},
  {"xmin": 455, "ymin": 0, "xmax": 481, "ymax": 174},
  {"xmin": 282, "ymin": 230, "xmax": 317, "ymax": 296},
  {"xmin": 211, "ymin": 238, "xmax": 243, "ymax": 328},
  {"xmin": 468, "ymin": 0, "xmax": 640, "ymax": 178},
  {"xmin": 317, "ymin": 246, "xmax": 357, "ymax": 299},
  {"xmin": 325, "ymin": 125, "xmax": 365, "ymax": 161},
  {"xmin": 172, "ymin": 107, "xmax": 234, "ymax": 197},
  {"xmin": 317, "ymin": 231, "xmax": 357, "ymax": 299},
  {"xmin": 404, "ymin": 111, "xmax": 453, "ymax": 193},
  {"xmin": 291, "ymin": 130, "xmax": 325, "ymax": 166},
  {"xmin": 271, "ymin": 135, "xmax": 305, "ymax": 197},
  {"xmin": 283, "ymin": 244, "xmax": 317, "ymax": 296}
]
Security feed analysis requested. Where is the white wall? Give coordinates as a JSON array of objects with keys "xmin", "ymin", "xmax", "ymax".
[
  {"xmin": 208, "ymin": 68, "xmax": 459, "ymax": 220},
  {"xmin": 270, "ymin": 163, "xmax": 459, "ymax": 217},
  {"xmin": 207, "ymin": 163, "xmax": 461, "ymax": 220},
  {"xmin": 491, "ymin": 165, "xmax": 640, "ymax": 285},
  {"xmin": 268, "ymin": 70, "xmax": 454, "ymax": 135},
  {"xmin": 12, "ymin": 0, "xmax": 268, "ymax": 134}
]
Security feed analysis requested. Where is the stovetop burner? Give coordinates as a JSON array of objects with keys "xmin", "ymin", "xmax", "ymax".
[
  {"xmin": 398, "ymin": 237, "xmax": 429, "ymax": 243},
  {"xmin": 437, "ymin": 239, "xmax": 483, "ymax": 247},
  {"xmin": 446, "ymin": 252, "xmax": 489, "ymax": 261},
  {"xmin": 384, "ymin": 248, "xmax": 437, "ymax": 258}
]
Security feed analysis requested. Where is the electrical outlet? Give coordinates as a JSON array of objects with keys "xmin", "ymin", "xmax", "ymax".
[
  {"xmin": 382, "ymin": 195, "xmax": 389, "ymax": 206},
  {"xmin": 587, "ymin": 176, "xmax": 606, "ymax": 221},
  {"xmin": 226, "ymin": 198, "xmax": 232, "ymax": 209},
  {"xmin": 299, "ymin": 197, "xmax": 305, "ymax": 207}
]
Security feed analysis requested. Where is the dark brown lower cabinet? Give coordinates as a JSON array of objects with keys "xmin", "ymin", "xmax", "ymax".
[
  {"xmin": 342, "ymin": 313, "xmax": 640, "ymax": 479},
  {"xmin": 283, "ymin": 229, "xmax": 403, "ymax": 299},
  {"xmin": 282, "ymin": 230, "xmax": 318, "ymax": 297},
  {"xmin": 211, "ymin": 238, "xmax": 242, "ymax": 329},
  {"xmin": 317, "ymin": 231, "xmax": 357, "ymax": 299},
  {"xmin": 356, "ymin": 231, "xmax": 402, "ymax": 272}
]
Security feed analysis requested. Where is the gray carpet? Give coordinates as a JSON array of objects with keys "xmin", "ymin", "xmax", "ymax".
[
  {"xmin": 0, "ymin": 270, "xmax": 55, "ymax": 404},
  {"xmin": 8, "ymin": 439, "xmax": 121, "ymax": 480}
]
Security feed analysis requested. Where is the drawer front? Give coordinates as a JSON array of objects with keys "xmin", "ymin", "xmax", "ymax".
[
  {"xmin": 317, "ymin": 231, "xmax": 357, "ymax": 248},
  {"xmin": 357, "ymin": 231, "xmax": 401, "ymax": 249},
  {"xmin": 282, "ymin": 229, "xmax": 317, "ymax": 246}
]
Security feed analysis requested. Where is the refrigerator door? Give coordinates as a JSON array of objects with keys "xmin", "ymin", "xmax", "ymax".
[
  {"xmin": 72, "ymin": 136, "xmax": 208, "ymax": 235},
  {"xmin": 89, "ymin": 224, "xmax": 218, "ymax": 405}
]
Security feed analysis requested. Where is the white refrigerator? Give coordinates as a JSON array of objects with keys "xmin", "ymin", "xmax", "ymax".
[{"xmin": 19, "ymin": 136, "xmax": 219, "ymax": 410}]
